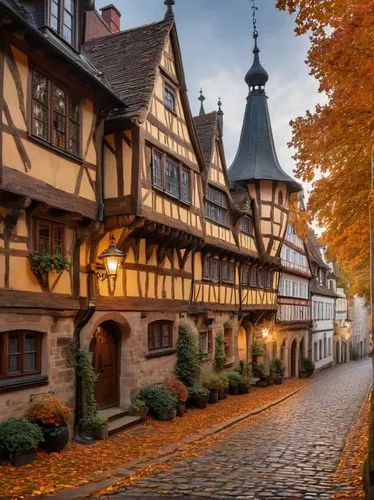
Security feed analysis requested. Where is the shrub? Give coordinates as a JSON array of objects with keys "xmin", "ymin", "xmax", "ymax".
[
  {"xmin": 271, "ymin": 358, "xmax": 285, "ymax": 375},
  {"xmin": 214, "ymin": 333, "xmax": 226, "ymax": 372},
  {"xmin": 303, "ymin": 358, "xmax": 315, "ymax": 377},
  {"xmin": 225, "ymin": 371, "xmax": 242, "ymax": 389},
  {"xmin": 0, "ymin": 418, "xmax": 44, "ymax": 454},
  {"xmin": 27, "ymin": 395, "xmax": 72, "ymax": 428},
  {"xmin": 29, "ymin": 251, "xmax": 70, "ymax": 274},
  {"xmin": 234, "ymin": 361, "xmax": 251, "ymax": 376},
  {"xmin": 138, "ymin": 385, "xmax": 177, "ymax": 420},
  {"xmin": 81, "ymin": 414, "xmax": 107, "ymax": 435},
  {"xmin": 202, "ymin": 373, "xmax": 223, "ymax": 391},
  {"xmin": 175, "ymin": 320, "xmax": 201, "ymax": 387},
  {"xmin": 130, "ymin": 397, "xmax": 149, "ymax": 418},
  {"xmin": 252, "ymin": 340, "xmax": 264, "ymax": 356},
  {"xmin": 188, "ymin": 385, "xmax": 209, "ymax": 402},
  {"xmin": 164, "ymin": 377, "xmax": 188, "ymax": 402},
  {"xmin": 252, "ymin": 363, "xmax": 266, "ymax": 379},
  {"xmin": 218, "ymin": 373, "xmax": 229, "ymax": 389}
]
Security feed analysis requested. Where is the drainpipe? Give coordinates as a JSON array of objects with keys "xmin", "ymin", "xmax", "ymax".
[{"xmin": 73, "ymin": 299, "xmax": 96, "ymax": 443}]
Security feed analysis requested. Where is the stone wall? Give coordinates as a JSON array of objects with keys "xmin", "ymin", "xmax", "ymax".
[{"xmin": 0, "ymin": 313, "xmax": 75, "ymax": 421}]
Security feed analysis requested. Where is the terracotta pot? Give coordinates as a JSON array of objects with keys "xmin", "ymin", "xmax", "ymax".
[{"xmin": 11, "ymin": 449, "xmax": 36, "ymax": 467}]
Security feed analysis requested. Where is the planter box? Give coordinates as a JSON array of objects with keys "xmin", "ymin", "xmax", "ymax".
[{"xmin": 11, "ymin": 449, "xmax": 36, "ymax": 467}]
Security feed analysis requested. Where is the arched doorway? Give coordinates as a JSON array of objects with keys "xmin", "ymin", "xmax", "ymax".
[
  {"xmin": 298, "ymin": 338, "xmax": 304, "ymax": 372},
  {"xmin": 237, "ymin": 325, "xmax": 248, "ymax": 362},
  {"xmin": 290, "ymin": 340, "xmax": 297, "ymax": 377},
  {"xmin": 90, "ymin": 322, "xmax": 119, "ymax": 409}
]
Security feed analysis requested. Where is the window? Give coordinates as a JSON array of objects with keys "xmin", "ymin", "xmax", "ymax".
[
  {"xmin": 211, "ymin": 259, "xmax": 219, "ymax": 282},
  {"xmin": 319, "ymin": 339, "xmax": 322, "ymax": 360},
  {"xmin": 265, "ymin": 270, "xmax": 273, "ymax": 289},
  {"xmin": 205, "ymin": 185, "xmax": 228, "ymax": 226},
  {"xmin": 250, "ymin": 266, "xmax": 257, "ymax": 287},
  {"xmin": 199, "ymin": 331, "xmax": 209, "ymax": 356},
  {"xmin": 221, "ymin": 261, "xmax": 235, "ymax": 284},
  {"xmin": 49, "ymin": 0, "xmax": 76, "ymax": 45},
  {"xmin": 241, "ymin": 265, "xmax": 250, "ymax": 286},
  {"xmin": 148, "ymin": 321, "xmax": 173, "ymax": 351},
  {"xmin": 240, "ymin": 216, "xmax": 251, "ymax": 235},
  {"xmin": 164, "ymin": 86, "xmax": 176, "ymax": 112},
  {"xmin": 31, "ymin": 70, "xmax": 80, "ymax": 156},
  {"xmin": 35, "ymin": 218, "xmax": 64, "ymax": 254},
  {"xmin": 323, "ymin": 337, "xmax": 327, "ymax": 358},
  {"xmin": 0, "ymin": 331, "xmax": 41, "ymax": 379},
  {"xmin": 165, "ymin": 159, "xmax": 179, "ymax": 197},
  {"xmin": 257, "ymin": 268, "xmax": 264, "ymax": 288},
  {"xmin": 313, "ymin": 341, "xmax": 318, "ymax": 362},
  {"xmin": 278, "ymin": 191, "xmax": 284, "ymax": 206},
  {"xmin": 150, "ymin": 148, "xmax": 191, "ymax": 203}
]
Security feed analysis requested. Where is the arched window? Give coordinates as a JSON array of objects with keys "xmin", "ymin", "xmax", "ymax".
[
  {"xmin": 278, "ymin": 191, "xmax": 284, "ymax": 206},
  {"xmin": 148, "ymin": 321, "xmax": 173, "ymax": 352},
  {"xmin": 0, "ymin": 331, "xmax": 42, "ymax": 379}
]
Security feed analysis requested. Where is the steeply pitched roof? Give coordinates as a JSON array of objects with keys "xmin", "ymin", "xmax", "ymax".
[
  {"xmin": 83, "ymin": 19, "xmax": 173, "ymax": 123},
  {"xmin": 310, "ymin": 278, "xmax": 340, "ymax": 298},
  {"xmin": 305, "ymin": 228, "xmax": 330, "ymax": 270},
  {"xmin": 193, "ymin": 112, "xmax": 217, "ymax": 166}
]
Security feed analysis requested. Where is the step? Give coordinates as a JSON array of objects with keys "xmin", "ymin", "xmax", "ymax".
[
  {"xmin": 98, "ymin": 407, "xmax": 129, "ymax": 422},
  {"xmin": 107, "ymin": 415, "xmax": 143, "ymax": 435}
]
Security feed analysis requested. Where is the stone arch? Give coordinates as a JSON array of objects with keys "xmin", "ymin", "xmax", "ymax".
[
  {"xmin": 290, "ymin": 339, "xmax": 298, "ymax": 377},
  {"xmin": 80, "ymin": 312, "xmax": 132, "ymax": 409}
]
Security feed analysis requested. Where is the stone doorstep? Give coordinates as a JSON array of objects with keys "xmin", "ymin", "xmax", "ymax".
[{"xmin": 51, "ymin": 382, "xmax": 314, "ymax": 500}]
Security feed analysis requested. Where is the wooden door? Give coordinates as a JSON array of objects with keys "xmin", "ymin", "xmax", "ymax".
[
  {"xmin": 290, "ymin": 340, "xmax": 297, "ymax": 377},
  {"xmin": 90, "ymin": 325, "xmax": 118, "ymax": 409}
]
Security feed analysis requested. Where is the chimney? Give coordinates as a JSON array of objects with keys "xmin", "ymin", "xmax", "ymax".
[{"xmin": 100, "ymin": 4, "xmax": 121, "ymax": 33}]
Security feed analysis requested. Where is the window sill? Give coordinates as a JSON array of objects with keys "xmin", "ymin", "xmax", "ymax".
[
  {"xmin": 152, "ymin": 185, "xmax": 191, "ymax": 207},
  {"xmin": 145, "ymin": 348, "xmax": 176, "ymax": 359},
  {"xmin": 165, "ymin": 106, "xmax": 178, "ymax": 117},
  {"xmin": 0, "ymin": 375, "xmax": 48, "ymax": 393},
  {"xmin": 28, "ymin": 134, "xmax": 83, "ymax": 165},
  {"xmin": 205, "ymin": 216, "xmax": 230, "ymax": 229}
]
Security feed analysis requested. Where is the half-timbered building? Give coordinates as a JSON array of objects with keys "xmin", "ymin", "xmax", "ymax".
[{"xmin": 0, "ymin": 0, "xmax": 303, "ymax": 427}]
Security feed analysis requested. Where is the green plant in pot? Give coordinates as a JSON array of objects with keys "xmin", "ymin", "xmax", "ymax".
[
  {"xmin": 29, "ymin": 251, "xmax": 70, "ymax": 290},
  {"xmin": 0, "ymin": 418, "xmax": 44, "ymax": 467},
  {"xmin": 138, "ymin": 385, "xmax": 177, "ymax": 420},
  {"xmin": 81, "ymin": 414, "xmax": 108, "ymax": 440},
  {"xmin": 202, "ymin": 373, "xmax": 223, "ymax": 404},
  {"xmin": 27, "ymin": 395, "xmax": 72, "ymax": 452},
  {"xmin": 252, "ymin": 340, "xmax": 265, "ymax": 356},
  {"xmin": 188, "ymin": 385, "xmax": 209, "ymax": 409},
  {"xmin": 302, "ymin": 358, "xmax": 315, "ymax": 377},
  {"xmin": 218, "ymin": 373, "xmax": 229, "ymax": 399},
  {"xmin": 175, "ymin": 320, "xmax": 201, "ymax": 387},
  {"xmin": 164, "ymin": 377, "xmax": 188, "ymax": 416},
  {"xmin": 130, "ymin": 397, "xmax": 149, "ymax": 418},
  {"xmin": 225, "ymin": 371, "xmax": 242, "ymax": 395},
  {"xmin": 271, "ymin": 358, "xmax": 285, "ymax": 385}
]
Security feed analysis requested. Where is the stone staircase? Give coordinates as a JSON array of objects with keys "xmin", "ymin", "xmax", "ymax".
[{"xmin": 98, "ymin": 407, "xmax": 142, "ymax": 436}]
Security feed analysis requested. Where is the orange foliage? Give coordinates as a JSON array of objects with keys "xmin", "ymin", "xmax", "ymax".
[
  {"xmin": 0, "ymin": 378, "xmax": 309, "ymax": 497},
  {"xmin": 276, "ymin": 0, "xmax": 374, "ymax": 298},
  {"xmin": 26, "ymin": 395, "xmax": 72, "ymax": 428}
]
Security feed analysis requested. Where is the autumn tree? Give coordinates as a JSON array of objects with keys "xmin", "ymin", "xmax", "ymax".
[{"xmin": 276, "ymin": 0, "xmax": 374, "ymax": 298}]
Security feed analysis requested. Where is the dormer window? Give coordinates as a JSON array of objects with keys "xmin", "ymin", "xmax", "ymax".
[
  {"xmin": 164, "ymin": 86, "xmax": 176, "ymax": 112},
  {"xmin": 205, "ymin": 185, "xmax": 228, "ymax": 226},
  {"xmin": 49, "ymin": 0, "xmax": 75, "ymax": 46}
]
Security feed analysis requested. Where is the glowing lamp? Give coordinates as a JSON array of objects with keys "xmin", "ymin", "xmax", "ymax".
[
  {"xmin": 262, "ymin": 328, "xmax": 270, "ymax": 339},
  {"xmin": 96, "ymin": 234, "xmax": 124, "ymax": 292}
]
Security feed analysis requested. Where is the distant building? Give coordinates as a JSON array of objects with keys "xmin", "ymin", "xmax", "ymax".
[
  {"xmin": 332, "ymin": 282, "xmax": 351, "ymax": 364},
  {"xmin": 351, "ymin": 296, "xmax": 369, "ymax": 358}
]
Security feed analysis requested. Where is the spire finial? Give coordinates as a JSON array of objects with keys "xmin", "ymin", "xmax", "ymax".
[
  {"xmin": 198, "ymin": 88, "xmax": 206, "ymax": 116},
  {"xmin": 245, "ymin": 0, "xmax": 269, "ymax": 92},
  {"xmin": 217, "ymin": 98, "xmax": 224, "ymax": 137},
  {"xmin": 164, "ymin": 0, "xmax": 175, "ymax": 20}
]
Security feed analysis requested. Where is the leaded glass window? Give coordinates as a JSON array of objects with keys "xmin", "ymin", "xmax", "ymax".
[
  {"xmin": 165, "ymin": 159, "xmax": 179, "ymax": 197},
  {"xmin": 148, "ymin": 321, "xmax": 173, "ymax": 352},
  {"xmin": 49, "ymin": 0, "xmax": 75, "ymax": 46},
  {"xmin": 1, "ymin": 331, "xmax": 41, "ymax": 379},
  {"xmin": 205, "ymin": 185, "xmax": 228, "ymax": 225},
  {"xmin": 32, "ymin": 71, "xmax": 49, "ymax": 141}
]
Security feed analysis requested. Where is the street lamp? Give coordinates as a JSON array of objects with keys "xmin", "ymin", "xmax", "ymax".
[
  {"xmin": 262, "ymin": 327, "xmax": 270, "ymax": 339},
  {"xmin": 96, "ymin": 234, "xmax": 124, "ymax": 293}
]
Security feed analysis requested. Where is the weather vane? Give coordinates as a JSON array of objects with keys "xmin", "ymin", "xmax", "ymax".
[{"xmin": 250, "ymin": 0, "xmax": 258, "ymax": 38}]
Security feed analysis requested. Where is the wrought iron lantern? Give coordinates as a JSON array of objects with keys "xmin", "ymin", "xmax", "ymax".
[
  {"xmin": 262, "ymin": 327, "xmax": 270, "ymax": 339},
  {"xmin": 96, "ymin": 234, "xmax": 124, "ymax": 291}
]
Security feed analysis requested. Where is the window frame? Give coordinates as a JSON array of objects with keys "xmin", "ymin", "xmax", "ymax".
[
  {"xmin": 164, "ymin": 85, "xmax": 176, "ymax": 113},
  {"xmin": 147, "ymin": 321, "xmax": 173, "ymax": 352},
  {"xmin": 48, "ymin": 0, "xmax": 76, "ymax": 47},
  {"xmin": 204, "ymin": 184, "xmax": 229, "ymax": 227},
  {"xmin": 240, "ymin": 216, "xmax": 252, "ymax": 235},
  {"xmin": 30, "ymin": 68, "xmax": 81, "ymax": 158},
  {"xmin": 149, "ymin": 146, "xmax": 191, "ymax": 204},
  {"xmin": 34, "ymin": 217, "xmax": 65, "ymax": 255},
  {"xmin": 0, "ymin": 331, "xmax": 42, "ymax": 380}
]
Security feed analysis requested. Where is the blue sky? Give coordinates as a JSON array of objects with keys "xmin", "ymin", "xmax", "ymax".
[{"xmin": 96, "ymin": 0, "xmax": 323, "ymax": 195}]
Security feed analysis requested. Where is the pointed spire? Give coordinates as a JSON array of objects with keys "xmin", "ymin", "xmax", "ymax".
[
  {"xmin": 164, "ymin": 0, "xmax": 175, "ymax": 20},
  {"xmin": 217, "ymin": 97, "xmax": 224, "ymax": 136},
  {"xmin": 198, "ymin": 88, "xmax": 206, "ymax": 116}
]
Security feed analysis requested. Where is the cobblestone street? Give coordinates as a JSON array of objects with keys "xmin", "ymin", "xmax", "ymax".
[{"xmin": 105, "ymin": 359, "xmax": 372, "ymax": 499}]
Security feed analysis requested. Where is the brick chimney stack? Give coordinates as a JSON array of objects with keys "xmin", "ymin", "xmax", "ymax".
[{"xmin": 100, "ymin": 4, "xmax": 121, "ymax": 33}]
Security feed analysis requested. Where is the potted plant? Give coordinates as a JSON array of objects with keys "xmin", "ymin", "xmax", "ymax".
[
  {"xmin": 214, "ymin": 333, "xmax": 226, "ymax": 372},
  {"xmin": 26, "ymin": 395, "xmax": 72, "ymax": 452},
  {"xmin": 225, "ymin": 371, "xmax": 242, "ymax": 395},
  {"xmin": 252, "ymin": 340, "xmax": 265, "ymax": 357},
  {"xmin": 238, "ymin": 379, "xmax": 250, "ymax": 394},
  {"xmin": 302, "ymin": 358, "xmax": 315, "ymax": 377},
  {"xmin": 164, "ymin": 377, "xmax": 189, "ymax": 416},
  {"xmin": 175, "ymin": 320, "xmax": 201, "ymax": 387},
  {"xmin": 202, "ymin": 373, "xmax": 222, "ymax": 404},
  {"xmin": 0, "ymin": 418, "xmax": 43, "ymax": 467},
  {"xmin": 271, "ymin": 358, "xmax": 285, "ymax": 384},
  {"xmin": 138, "ymin": 385, "xmax": 177, "ymax": 420},
  {"xmin": 188, "ymin": 385, "xmax": 209, "ymax": 409},
  {"xmin": 130, "ymin": 397, "xmax": 149, "ymax": 418},
  {"xmin": 81, "ymin": 414, "xmax": 108, "ymax": 440},
  {"xmin": 29, "ymin": 252, "xmax": 70, "ymax": 290}
]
